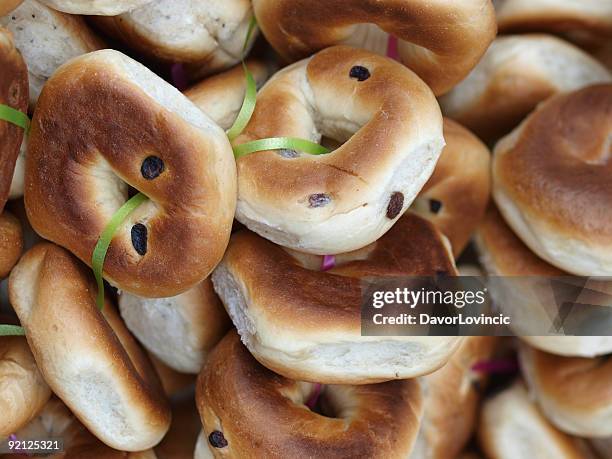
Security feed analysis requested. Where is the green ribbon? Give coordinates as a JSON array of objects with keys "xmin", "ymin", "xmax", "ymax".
[
  {"xmin": 0, "ymin": 104, "xmax": 30, "ymax": 134},
  {"xmin": 233, "ymin": 137, "xmax": 330, "ymax": 159},
  {"xmin": 91, "ymin": 193, "xmax": 148, "ymax": 310},
  {"xmin": 0, "ymin": 324, "xmax": 26, "ymax": 336},
  {"xmin": 226, "ymin": 63, "xmax": 257, "ymax": 142}
]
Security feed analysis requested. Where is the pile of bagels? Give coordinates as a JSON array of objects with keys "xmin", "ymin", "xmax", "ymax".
[{"xmin": 0, "ymin": 0, "xmax": 610, "ymax": 458}]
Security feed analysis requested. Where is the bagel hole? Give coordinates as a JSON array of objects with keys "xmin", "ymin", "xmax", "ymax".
[{"xmin": 304, "ymin": 386, "xmax": 341, "ymax": 419}]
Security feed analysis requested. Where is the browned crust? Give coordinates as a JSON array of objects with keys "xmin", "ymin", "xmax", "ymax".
[
  {"xmin": 196, "ymin": 331, "xmax": 423, "ymax": 459},
  {"xmin": 0, "ymin": 28, "xmax": 28, "ymax": 212},
  {"xmin": 224, "ymin": 213, "xmax": 456, "ymax": 334},
  {"xmin": 25, "ymin": 54, "xmax": 234, "ymax": 297},
  {"xmin": 0, "ymin": 0, "xmax": 23, "ymax": 16},
  {"xmin": 497, "ymin": 11, "xmax": 612, "ymax": 38},
  {"xmin": 476, "ymin": 205, "xmax": 563, "ymax": 276},
  {"xmin": 416, "ymin": 118, "xmax": 491, "ymax": 256},
  {"xmin": 0, "ymin": 210, "xmax": 23, "ymax": 279},
  {"xmin": 493, "ymin": 84, "xmax": 612, "ymax": 244}
]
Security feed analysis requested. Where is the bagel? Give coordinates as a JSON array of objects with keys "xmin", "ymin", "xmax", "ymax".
[
  {"xmin": 92, "ymin": 0, "xmax": 257, "ymax": 79},
  {"xmin": 185, "ymin": 59, "xmax": 271, "ymax": 130},
  {"xmin": 155, "ymin": 393, "xmax": 201, "ymax": 459},
  {"xmin": 493, "ymin": 84, "xmax": 612, "ymax": 276},
  {"xmin": 411, "ymin": 118, "xmax": 491, "ymax": 257},
  {"xmin": 0, "ymin": 27, "xmax": 27, "ymax": 212},
  {"xmin": 253, "ymin": 0, "xmax": 496, "ymax": 95},
  {"xmin": 478, "ymin": 381, "xmax": 597, "ymax": 459},
  {"xmin": 475, "ymin": 206, "xmax": 612, "ymax": 357},
  {"xmin": 234, "ymin": 45, "xmax": 444, "ymax": 254},
  {"xmin": 24, "ymin": 49, "xmax": 236, "ymax": 298},
  {"xmin": 8, "ymin": 243, "xmax": 171, "ymax": 451},
  {"xmin": 494, "ymin": 0, "xmax": 612, "ymax": 38},
  {"xmin": 410, "ymin": 337, "xmax": 498, "ymax": 459},
  {"xmin": 0, "ymin": 336, "xmax": 51, "ymax": 438},
  {"xmin": 38, "ymin": 0, "xmax": 153, "ymax": 15},
  {"xmin": 3, "ymin": 398, "xmax": 157, "ymax": 458},
  {"xmin": 196, "ymin": 331, "xmax": 423, "ymax": 459},
  {"xmin": 118, "ymin": 277, "xmax": 231, "ymax": 374},
  {"xmin": 520, "ymin": 344, "xmax": 612, "ymax": 438},
  {"xmin": 1, "ymin": 1, "xmax": 104, "ymax": 107},
  {"xmin": 212, "ymin": 212, "xmax": 462, "ymax": 384},
  {"xmin": 0, "ymin": 1, "xmax": 23, "ymax": 15},
  {"xmin": 0, "ymin": 211, "xmax": 23, "ymax": 279},
  {"xmin": 440, "ymin": 34, "xmax": 611, "ymax": 142}
]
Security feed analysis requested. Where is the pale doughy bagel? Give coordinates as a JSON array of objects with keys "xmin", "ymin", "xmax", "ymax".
[
  {"xmin": 478, "ymin": 381, "xmax": 597, "ymax": 459},
  {"xmin": 38, "ymin": 0, "xmax": 153, "ymax": 15},
  {"xmin": 0, "ymin": 336, "xmax": 51, "ymax": 438},
  {"xmin": 234, "ymin": 46, "xmax": 444, "ymax": 254},
  {"xmin": 3, "ymin": 398, "xmax": 157, "ymax": 458},
  {"xmin": 0, "ymin": 27, "xmax": 27, "ymax": 212},
  {"xmin": 475, "ymin": 206, "xmax": 612, "ymax": 357},
  {"xmin": 92, "ymin": 0, "xmax": 256, "ymax": 78},
  {"xmin": 253, "ymin": 0, "xmax": 496, "ymax": 95},
  {"xmin": 410, "ymin": 337, "xmax": 498, "ymax": 459},
  {"xmin": 196, "ymin": 331, "xmax": 423, "ymax": 459},
  {"xmin": 212, "ymin": 212, "xmax": 462, "ymax": 384},
  {"xmin": 412, "ymin": 118, "xmax": 491, "ymax": 257},
  {"xmin": 520, "ymin": 344, "xmax": 612, "ymax": 438},
  {"xmin": 0, "ymin": 211, "xmax": 22, "ymax": 279},
  {"xmin": 8, "ymin": 243, "xmax": 171, "ymax": 451},
  {"xmin": 119, "ymin": 278, "xmax": 231, "ymax": 374},
  {"xmin": 25, "ymin": 49, "xmax": 236, "ymax": 298},
  {"xmin": 440, "ymin": 34, "xmax": 611, "ymax": 142},
  {"xmin": 494, "ymin": 0, "xmax": 612, "ymax": 38},
  {"xmin": 493, "ymin": 84, "xmax": 612, "ymax": 276},
  {"xmin": 185, "ymin": 59, "xmax": 271, "ymax": 130},
  {"xmin": 0, "ymin": 1, "xmax": 104, "ymax": 107}
]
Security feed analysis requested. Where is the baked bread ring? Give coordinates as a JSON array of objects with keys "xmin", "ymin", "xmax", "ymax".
[
  {"xmin": 234, "ymin": 46, "xmax": 444, "ymax": 254},
  {"xmin": 0, "ymin": 336, "xmax": 51, "ymax": 438},
  {"xmin": 478, "ymin": 382, "xmax": 596, "ymax": 459},
  {"xmin": 1, "ymin": 1, "xmax": 104, "ymax": 107},
  {"xmin": 196, "ymin": 331, "xmax": 423, "ymax": 459},
  {"xmin": 118, "ymin": 277, "xmax": 231, "ymax": 373},
  {"xmin": 475, "ymin": 206, "xmax": 612, "ymax": 357},
  {"xmin": 0, "ymin": 1, "xmax": 23, "ymax": 16},
  {"xmin": 92, "ymin": 0, "xmax": 257, "ymax": 79},
  {"xmin": 8, "ymin": 243, "xmax": 171, "ymax": 451},
  {"xmin": 410, "ymin": 337, "xmax": 498, "ymax": 459},
  {"xmin": 3, "ymin": 398, "xmax": 157, "ymax": 458},
  {"xmin": 25, "ymin": 49, "xmax": 236, "ymax": 298},
  {"xmin": 253, "ymin": 0, "xmax": 496, "ymax": 95},
  {"xmin": 0, "ymin": 211, "xmax": 23, "ymax": 279},
  {"xmin": 212, "ymin": 212, "xmax": 462, "ymax": 384},
  {"xmin": 412, "ymin": 118, "xmax": 491, "ymax": 257},
  {"xmin": 440, "ymin": 34, "xmax": 611, "ymax": 142},
  {"xmin": 37, "ymin": 0, "xmax": 153, "ymax": 15},
  {"xmin": 520, "ymin": 344, "xmax": 612, "ymax": 438},
  {"xmin": 185, "ymin": 59, "xmax": 271, "ymax": 130},
  {"xmin": 0, "ymin": 27, "xmax": 27, "ymax": 212},
  {"xmin": 493, "ymin": 84, "xmax": 612, "ymax": 276}
]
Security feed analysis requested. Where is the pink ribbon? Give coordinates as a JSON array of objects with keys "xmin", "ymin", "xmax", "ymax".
[
  {"xmin": 321, "ymin": 255, "xmax": 336, "ymax": 271},
  {"xmin": 305, "ymin": 383, "xmax": 323, "ymax": 409},
  {"xmin": 471, "ymin": 357, "xmax": 519, "ymax": 374},
  {"xmin": 386, "ymin": 35, "xmax": 400, "ymax": 61},
  {"xmin": 170, "ymin": 63, "xmax": 188, "ymax": 91}
]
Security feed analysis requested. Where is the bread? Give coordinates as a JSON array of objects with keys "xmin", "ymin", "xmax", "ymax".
[
  {"xmin": 0, "ymin": 211, "xmax": 23, "ymax": 279},
  {"xmin": 38, "ymin": 0, "xmax": 154, "ymax": 15}
]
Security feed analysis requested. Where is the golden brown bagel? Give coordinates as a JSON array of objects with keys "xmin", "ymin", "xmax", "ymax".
[
  {"xmin": 0, "ymin": 0, "xmax": 23, "ymax": 15},
  {"xmin": 1, "ymin": 1, "xmax": 104, "ymax": 107},
  {"xmin": 234, "ymin": 46, "xmax": 444, "ymax": 254},
  {"xmin": 412, "ymin": 118, "xmax": 491, "ymax": 257},
  {"xmin": 92, "ymin": 0, "xmax": 256, "ymax": 78},
  {"xmin": 25, "ymin": 49, "xmax": 236, "ymax": 298},
  {"xmin": 478, "ymin": 381, "xmax": 597, "ymax": 459},
  {"xmin": 253, "ymin": 0, "xmax": 496, "ymax": 95},
  {"xmin": 410, "ymin": 337, "xmax": 498, "ymax": 459},
  {"xmin": 0, "ymin": 336, "xmax": 51, "ymax": 438},
  {"xmin": 196, "ymin": 331, "xmax": 423, "ymax": 459},
  {"xmin": 0, "ymin": 211, "xmax": 22, "ymax": 279},
  {"xmin": 38, "ymin": 0, "xmax": 153, "ymax": 15},
  {"xmin": 520, "ymin": 345, "xmax": 612, "ymax": 438},
  {"xmin": 493, "ymin": 84, "xmax": 612, "ymax": 276},
  {"xmin": 8, "ymin": 243, "xmax": 171, "ymax": 451},
  {"xmin": 440, "ymin": 34, "xmax": 611, "ymax": 142},
  {"xmin": 118, "ymin": 277, "xmax": 231, "ymax": 374},
  {"xmin": 475, "ymin": 206, "xmax": 612, "ymax": 357},
  {"xmin": 212, "ymin": 212, "xmax": 462, "ymax": 384},
  {"xmin": 0, "ymin": 27, "xmax": 27, "ymax": 212},
  {"xmin": 185, "ymin": 59, "xmax": 271, "ymax": 130}
]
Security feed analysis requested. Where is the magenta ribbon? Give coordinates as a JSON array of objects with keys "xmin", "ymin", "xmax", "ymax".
[
  {"xmin": 305, "ymin": 383, "xmax": 323, "ymax": 409},
  {"xmin": 471, "ymin": 357, "xmax": 519, "ymax": 374},
  {"xmin": 386, "ymin": 35, "xmax": 399, "ymax": 61},
  {"xmin": 321, "ymin": 255, "xmax": 336, "ymax": 271}
]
